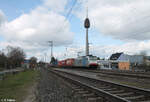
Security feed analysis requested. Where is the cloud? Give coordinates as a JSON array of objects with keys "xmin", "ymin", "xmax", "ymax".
[
  {"xmin": 0, "ymin": 0, "xmax": 74, "ymax": 60},
  {"xmin": 0, "ymin": 6, "xmax": 73, "ymax": 46},
  {"xmin": 2, "ymin": 0, "xmax": 150, "ymax": 60},
  {"xmin": 78, "ymin": 0, "xmax": 150, "ymax": 41},
  {"xmin": 90, "ymin": 41, "xmax": 150, "ymax": 58},
  {"xmin": 0, "ymin": 41, "xmax": 47, "ymax": 54}
]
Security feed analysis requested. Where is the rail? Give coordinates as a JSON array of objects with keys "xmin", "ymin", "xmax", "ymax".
[{"xmin": 51, "ymin": 69, "xmax": 150, "ymax": 102}]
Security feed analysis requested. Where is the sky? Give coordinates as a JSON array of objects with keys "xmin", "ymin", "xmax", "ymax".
[{"xmin": 0, "ymin": 0, "xmax": 150, "ymax": 62}]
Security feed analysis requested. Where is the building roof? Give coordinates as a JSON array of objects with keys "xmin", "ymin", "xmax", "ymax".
[{"xmin": 109, "ymin": 52, "xmax": 123, "ymax": 60}]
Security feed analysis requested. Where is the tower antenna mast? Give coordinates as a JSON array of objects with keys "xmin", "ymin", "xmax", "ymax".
[{"xmin": 87, "ymin": 7, "xmax": 88, "ymax": 18}]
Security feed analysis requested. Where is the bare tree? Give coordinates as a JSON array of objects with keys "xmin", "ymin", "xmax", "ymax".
[
  {"xmin": 7, "ymin": 46, "xmax": 26, "ymax": 68},
  {"xmin": 0, "ymin": 51, "xmax": 7, "ymax": 69}
]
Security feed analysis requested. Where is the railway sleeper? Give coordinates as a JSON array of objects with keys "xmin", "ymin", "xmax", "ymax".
[
  {"xmin": 87, "ymin": 97, "xmax": 104, "ymax": 102},
  {"xmin": 82, "ymin": 93, "xmax": 95, "ymax": 98},
  {"xmin": 76, "ymin": 90, "xmax": 89, "ymax": 94},
  {"xmin": 114, "ymin": 92, "xmax": 134, "ymax": 96},
  {"xmin": 97, "ymin": 86, "xmax": 112, "ymax": 89},
  {"xmin": 74, "ymin": 89, "xmax": 101, "ymax": 100},
  {"xmin": 72, "ymin": 86, "xmax": 81, "ymax": 89},
  {"xmin": 103, "ymin": 88, "xmax": 117, "ymax": 91},
  {"xmin": 74, "ymin": 88, "xmax": 85, "ymax": 91},
  {"xmin": 74, "ymin": 87, "xmax": 105, "ymax": 101},
  {"xmin": 71, "ymin": 84, "xmax": 110, "ymax": 101},
  {"xmin": 107, "ymin": 90, "xmax": 125, "ymax": 94},
  {"xmin": 124, "ymin": 95, "xmax": 144, "ymax": 100},
  {"xmin": 129, "ymin": 96, "xmax": 150, "ymax": 102}
]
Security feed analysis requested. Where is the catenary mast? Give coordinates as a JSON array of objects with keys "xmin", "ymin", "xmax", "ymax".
[{"xmin": 84, "ymin": 8, "xmax": 90, "ymax": 56}]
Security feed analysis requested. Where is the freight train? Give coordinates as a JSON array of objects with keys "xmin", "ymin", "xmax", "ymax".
[{"xmin": 57, "ymin": 55, "xmax": 98, "ymax": 68}]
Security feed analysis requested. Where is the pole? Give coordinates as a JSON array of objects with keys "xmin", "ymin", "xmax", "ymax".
[
  {"xmin": 66, "ymin": 47, "xmax": 67, "ymax": 53},
  {"xmin": 84, "ymin": 7, "xmax": 90, "ymax": 56},
  {"xmin": 48, "ymin": 41, "xmax": 53, "ymax": 61},
  {"xmin": 51, "ymin": 41, "xmax": 53, "ymax": 58},
  {"xmin": 86, "ymin": 28, "xmax": 89, "ymax": 56}
]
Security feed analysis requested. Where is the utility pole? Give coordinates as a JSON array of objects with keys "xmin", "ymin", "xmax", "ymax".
[
  {"xmin": 84, "ymin": 8, "xmax": 90, "ymax": 56},
  {"xmin": 48, "ymin": 41, "xmax": 53, "ymax": 60}
]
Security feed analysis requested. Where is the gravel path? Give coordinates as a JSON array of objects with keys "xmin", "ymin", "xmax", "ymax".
[
  {"xmin": 36, "ymin": 68, "xmax": 85, "ymax": 102},
  {"xmin": 23, "ymin": 83, "xmax": 36, "ymax": 102}
]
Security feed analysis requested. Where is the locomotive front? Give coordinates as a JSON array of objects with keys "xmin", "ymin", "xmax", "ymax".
[{"xmin": 87, "ymin": 56, "xmax": 98, "ymax": 68}]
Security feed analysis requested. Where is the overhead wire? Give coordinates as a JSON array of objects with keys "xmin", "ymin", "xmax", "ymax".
[
  {"xmin": 51, "ymin": 0, "xmax": 78, "ymax": 55},
  {"xmin": 65, "ymin": 0, "xmax": 77, "ymax": 21},
  {"xmin": 52, "ymin": 0, "xmax": 78, "ymax": 39}
]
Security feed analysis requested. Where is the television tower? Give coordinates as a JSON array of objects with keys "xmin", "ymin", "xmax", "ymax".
[{"xmin": 84, "ymin": 8, "xmax": 90, "ymax": 56}]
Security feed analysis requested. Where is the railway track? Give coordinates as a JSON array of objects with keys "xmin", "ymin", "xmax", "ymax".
[
  {"xmin": 93, "ymin": 69, "xmax": 150, "ymax": 76},
  {"xmin": 64, "ymin": 68, "xmax": 150, "ymax": 79},
  {"xmin": 50, "ymin": 68, "xmax": 150, "ymax": 102}
]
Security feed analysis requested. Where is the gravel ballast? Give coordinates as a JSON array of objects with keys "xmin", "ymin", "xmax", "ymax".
[{"xmin": 36, "ymin": 68, "xmax": 86, "ymax": 102}]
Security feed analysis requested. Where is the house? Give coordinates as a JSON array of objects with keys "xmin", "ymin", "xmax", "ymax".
[{"xmin": 110, "ymin": 53, "xmax": 144, "ymax": 65}]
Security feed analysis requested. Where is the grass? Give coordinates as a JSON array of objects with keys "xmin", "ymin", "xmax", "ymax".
[{"xmin": 0, "ymin": 69, "xmax": 39, "ymax": 102}]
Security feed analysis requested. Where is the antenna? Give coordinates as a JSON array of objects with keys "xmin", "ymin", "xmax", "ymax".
[{"xmin": 86, "ymin": 7, "xmax": 88, "ymax": 18}]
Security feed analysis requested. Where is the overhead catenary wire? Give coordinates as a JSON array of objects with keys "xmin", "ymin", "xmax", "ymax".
[
  {"xmin": 65, "ymin": 0, "xmax": 77, "ymax": 21},
  {"xmin": 46, "ymin": 0, "xmax": 78, "ymax": 47},
  {"xmin": 55, "ymin": 0, "xmax": 78, "ymax": 34},
  {"xmin": 45, "ymin": 0, "xmax": 78, "ymax": 59}
]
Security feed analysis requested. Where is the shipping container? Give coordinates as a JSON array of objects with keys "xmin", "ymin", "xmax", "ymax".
[
  {"xmin": 58, "ymin": 60, "xmax": 66, "ymax": 67},
  {"xmin": 66, "ymin": 58, "xmax": 75, "ymax": 67}
]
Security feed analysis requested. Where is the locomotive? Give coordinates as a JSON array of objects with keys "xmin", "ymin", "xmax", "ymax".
[{"xmin": 58, "ymin": 55, "xmax": 98, "ymax": 68}]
